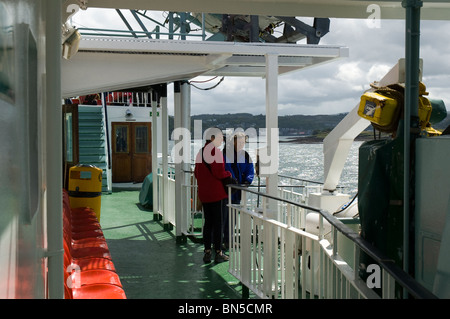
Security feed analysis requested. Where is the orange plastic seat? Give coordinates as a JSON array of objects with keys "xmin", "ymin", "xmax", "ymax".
[
  {"xmin": 70, "ymin": 221, "xmax": 101, "ymax": 230},
  {"xmin": 68, "ymin": 244, "xmax": 112, "ymax": 260},
  {"xmin": 64, "ymin": 227, "xmax": 108, "ymax": 251},
  {"xmin": 65, "ymin": 283, "xmax": 73, "ymax": 299},
  {"xmin": 62, "ymin": 189, "xmax": 126, "ymax": 299},
  {"xmin": 72, "ymin": 284, "xmax": 126, "ymax": 299},
  {"xmin": 77, "ymin": 270, "xmax": 123, "ymax": 287},
  {"xmin": 71, "ymin": 207, "xmax": 98, "ymax": 220},
  {"xmin": 71, "ymin": 215, "xmax": 99, "ymax": 225},
  {"xmin": 70, "ymin": 215, "xmax": 100, "ymax": 224},
  {"xmin": 65, "ymin": 258, "xmax": 122, "ymax": 287},
  {"xmin": 71, "ymin": 237, "xmax": 108, "ymax": 248},
  {"xmin": 64, "ymin": 241, "xmax": 115, "ymax": 270},
  {"xmin": 70, "ymin": 256, "xmax": 117, "ymax": 272},
  {"xmin": 75, "ymin": 258, "xmax": 115, "ymax": 272},
  {"xmin": 70, "ymin": 229, "xmax": 104, "ymax": 240},
  {"xmin": 65, "ymin": 269, "xmax": 125, "ymax": 299}
]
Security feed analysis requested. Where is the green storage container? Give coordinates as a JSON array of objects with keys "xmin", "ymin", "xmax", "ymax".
[
  {"xmin": 139, "ymin": 173, "xmax": 153, "ymax": 208},
  {"xmin": 358, "ymin": 137, "xmax": 405, "ymax": 297}
]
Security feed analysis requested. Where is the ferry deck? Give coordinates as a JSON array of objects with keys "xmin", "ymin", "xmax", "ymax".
[{"xmin": 99, "ymin": 186, "xmax": 249, "ymax": 299}]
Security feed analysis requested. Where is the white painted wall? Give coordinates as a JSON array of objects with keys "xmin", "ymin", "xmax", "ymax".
[
  {"xmin": 106, "ymin": 105, "xmax": 163, "ymax": 154},
  {"xmin": 0, "ymin": 0, "xmax": 55, "ymax": 299}
]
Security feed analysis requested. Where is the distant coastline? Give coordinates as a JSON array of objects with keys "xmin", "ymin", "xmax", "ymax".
[
  {"xmin": 172, "ymin": 112, "xmax": 450, "ymax": 139},
  {"xmin": 279, "ymin": 136, "xmax": 324, "ymax": 144},
  {"xmin": 280, "ymin": 132, "xmax": 375, "ymax": 144}
]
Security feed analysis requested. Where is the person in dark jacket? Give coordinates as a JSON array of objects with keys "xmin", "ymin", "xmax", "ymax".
[
  {"xmin": 194, "ymin": 127, "xmax": 231, "ymax": 263},
  {"xmin": 222, "ymin": 131, "xmax": 254, "ymax": 248}
]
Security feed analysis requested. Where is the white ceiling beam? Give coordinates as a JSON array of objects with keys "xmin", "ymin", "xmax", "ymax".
[
  {"xmin": 78, "ymin": 37, "xmax": 347, "ymax": 57},
  {"xmin": 222, "ymin": 55, "xmax": 312, "ymax": 67}
]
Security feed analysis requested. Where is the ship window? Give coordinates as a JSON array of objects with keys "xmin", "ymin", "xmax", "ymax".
[
  {"xmin": 135, "ymin": 125, "xmax": 148, "ymax": 153},
  {"xmin": 115, "ymin": 125, "xmax": 129, "ymax": 153}
]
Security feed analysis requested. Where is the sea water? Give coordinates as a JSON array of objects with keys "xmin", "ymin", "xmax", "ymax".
[
  {"xmin": 277, "ymin": 140, "xmax": 361, "ymax": 195},
  {"xmin": 170, "ymin": 137, "xmax": 362, "ymax": 195}
]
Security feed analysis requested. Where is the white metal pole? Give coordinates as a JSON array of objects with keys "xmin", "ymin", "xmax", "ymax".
[
  {"xmin": 161, "ymin": 85, "xmax": 169, "ymax": 225},
  {"xmin": 174, "ymin": 81, "xmax": 183, "ymax": 240},
  {"xmin": 180, "ymin": 81, "xmax": 191, "ymax": 238},
  {"xmin": 265, "ymin": 53, "xmax": 279, "ymax": 219},
  {"xmin": 151, "ymin": 89, "xmax": 158, "ymax": 216}
]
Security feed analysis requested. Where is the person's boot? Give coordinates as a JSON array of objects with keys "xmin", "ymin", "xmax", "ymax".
[
  {"xmin": 203, "ymin": 249, "xmax": 212, "ymax": 263},
  {"xmin": 214, "ymin": 250, "xmax": 229, "ymax": 263}
]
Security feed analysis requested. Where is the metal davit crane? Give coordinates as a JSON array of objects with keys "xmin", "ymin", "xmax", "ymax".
[
  {"xmin": 188, "ymin": 13, "xmax": 329, "ymax": 44},
  {"xmin": 77, "ymin": 9, "xmax": 330, "ymax": 44}
]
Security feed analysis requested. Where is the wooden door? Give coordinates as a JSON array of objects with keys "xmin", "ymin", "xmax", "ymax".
[
  {"xmin": 112, "ymin": 122, "xmax": 152, "ymax": 183},
  {"xmin": 131, "ymin": 123, "xmax": 152, "ymax": 182},
  {"xmin": 112, "ymin": 123, "xmax": 132, "ymax": 182}
]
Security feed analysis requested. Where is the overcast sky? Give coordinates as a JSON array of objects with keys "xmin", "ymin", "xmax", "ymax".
[{"xmin": 72, "ymin": 9, "xmax": 450, "ymax": 116}]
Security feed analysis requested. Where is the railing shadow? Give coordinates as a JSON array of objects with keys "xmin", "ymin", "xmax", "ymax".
[{"xmin": 101, "ymin": 198, "xmax": 247, "ymax": 299}]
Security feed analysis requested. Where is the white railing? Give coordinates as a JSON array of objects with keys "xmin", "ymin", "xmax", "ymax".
[
  {"xmin": 155, "ymin": 164, "xmax": 203, "ymax": 236},
  {"xmin": 185, "ymin": 171, "xmax": 204, "ymax": 237},
  {"xmin": 154, "ymin": 166, "xmax": 338, "ymax": 233},
  {"xmin": 278, "ymin": 174, "xmax": 323, "ymax": 202},
  {"xmin": 155, "ymin": 165, "xmax": 332, "ymax": 239},
  {"xmin": 227, "ymin": 185, "xmax": 436, "ymax": 299},
  {"xmin": 155, "ymin": 165, "xmax": 176, "ymax": 226},
  {"xmin": 104, "ymin": 91, "xmax": 152, "ymax": 107},
  {"xmin": 154, "ymin": 164, "xmax": 435, "ymax": 299}
]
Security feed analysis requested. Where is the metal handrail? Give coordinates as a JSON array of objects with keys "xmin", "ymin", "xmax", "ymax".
[
  {"xmin": 278, "ymin": 174, "xmax": 324, "ymax": 185},
  {"xmin": 228, "ymin": 184, "xmax": 437, "ymax": 299}
]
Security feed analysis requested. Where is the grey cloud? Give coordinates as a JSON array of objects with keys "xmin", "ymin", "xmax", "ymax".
[{"xmin": 74, "ymin": 10, "xmax": 450, "ymax": 116}]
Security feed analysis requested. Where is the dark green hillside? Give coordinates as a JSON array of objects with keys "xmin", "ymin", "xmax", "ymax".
[{"xmin": 168, "ymin": 111, "xmax": 449, "ymax": 138}]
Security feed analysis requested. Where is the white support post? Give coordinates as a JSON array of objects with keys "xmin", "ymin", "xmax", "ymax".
[
  {"xmin": 264, "ymin": 53, "xmax": 279, "ymax": 219},
  {"xmin": 173, "ymin": 80, "xmax": 191, "ymax": 242},
  {"xmin": 161, "ymin": 85, "xmax": 169, "ymax": 226},
  {"xmin": 151, "ymin": 90, "xmax": 159, "ymax": 216},
  {"xmin": 180, "ymin": 81, "xmax": 191, "ymax": 238},
  {"xmin": 261, "ymin": 53, "xmax": 280, "ymax": 298},
  {"xmin": 174, "ymin": 81, "xmax": 183, "ymax": 239}
]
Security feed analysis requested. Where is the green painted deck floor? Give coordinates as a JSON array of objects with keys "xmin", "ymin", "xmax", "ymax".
[{"xmin": 99, "ymin": 190, "xmax": 249, "ymax": 299}]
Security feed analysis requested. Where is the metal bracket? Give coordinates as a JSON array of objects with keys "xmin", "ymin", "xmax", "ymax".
[
  {"xmin": 275, "ymin": 17, "xmax": 330, "ymax": 44},
  {"xmin": 402, "ymin": 0, "xmax": 423, "ymax": 9},
  {"xmin": 43, "ymin": 248, "xmax": 65, "ymax": 258},
  {"xmin": 78, "ymin": 0, "xmax": 88, "ymax": 10},
  {"xmin": 62, "ymin": 1, "xmax": 80, "ymax": 25}
]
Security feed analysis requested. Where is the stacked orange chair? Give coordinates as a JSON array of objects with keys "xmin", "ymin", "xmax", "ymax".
[{"xmin": 63, "ymin": 190, "xmax": 126, "ymax": 299}]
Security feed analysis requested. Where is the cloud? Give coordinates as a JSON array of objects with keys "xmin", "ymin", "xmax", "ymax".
[
  {"xmin": 189, "ymin": 76, "xmax": 266, "ymax": 115},
  {"xmin": 73, "ymin": 10, "xmax": 450, "ymax": 116}
]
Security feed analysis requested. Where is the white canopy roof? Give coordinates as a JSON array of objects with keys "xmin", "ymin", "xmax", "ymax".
[{"xmin": 62, "ymin": 37, "xmax": 347, "ymax": 97}]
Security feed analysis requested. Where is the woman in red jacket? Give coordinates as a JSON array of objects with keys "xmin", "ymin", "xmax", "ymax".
[{"xmin": 194, "ymin": 128, "xmax": 232, "ymax": 263}]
